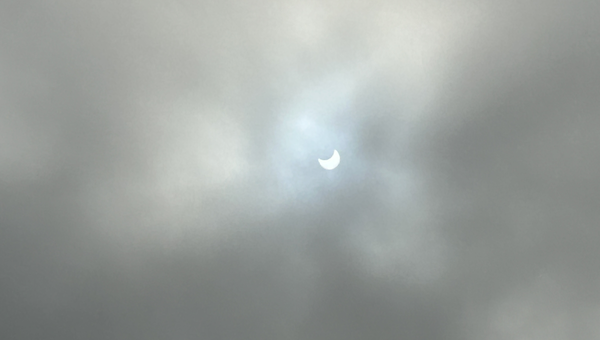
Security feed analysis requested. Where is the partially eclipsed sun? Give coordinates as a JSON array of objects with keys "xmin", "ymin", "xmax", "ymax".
[{"xmin": 318, "ymin": 150, "xmax": 340, "ymax": 170}]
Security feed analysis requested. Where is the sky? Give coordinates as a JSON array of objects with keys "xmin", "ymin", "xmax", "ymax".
[{"xmin": 1, "ymin": 0, "xmax": 600, "ymax": 339}]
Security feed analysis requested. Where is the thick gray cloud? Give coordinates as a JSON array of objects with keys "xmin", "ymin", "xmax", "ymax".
[{"xmin": 2, "ymin": 0, "xmax": 600, "ymax": 339}]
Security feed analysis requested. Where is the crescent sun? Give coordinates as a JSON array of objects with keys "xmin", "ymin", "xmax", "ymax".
[{"xmin": 318, "ymin": 150, "xmax": 340, "ymax": 170}]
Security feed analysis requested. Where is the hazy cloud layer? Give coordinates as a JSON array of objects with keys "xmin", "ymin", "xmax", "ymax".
[{"xmin": 2, "ymin": 0, "xmax": 600, "ymax": 339}]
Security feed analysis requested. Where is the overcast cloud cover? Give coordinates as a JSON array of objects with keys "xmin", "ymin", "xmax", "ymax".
[{"xmin": 2, "ymin": 0, "xmax": 600, "ymax": 338}]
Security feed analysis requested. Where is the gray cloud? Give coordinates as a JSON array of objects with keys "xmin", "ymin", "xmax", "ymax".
[{"xmin": 2, "ymin": 0, "xmax": 600, "ymax": 339}]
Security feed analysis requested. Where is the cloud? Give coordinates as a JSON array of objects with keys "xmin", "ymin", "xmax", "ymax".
[{"xmin": 2, "ymin": 0, "xmax": 600, "ymax": 339}]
